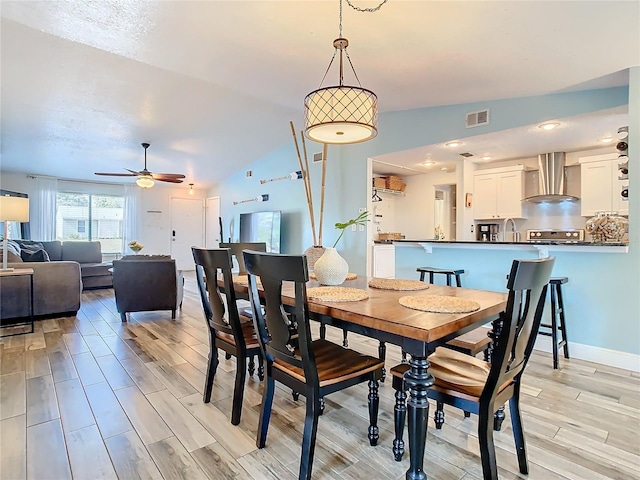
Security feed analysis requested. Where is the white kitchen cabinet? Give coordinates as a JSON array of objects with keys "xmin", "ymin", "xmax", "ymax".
[
  {"xmin": 579, "ymin": 153, "xmax": 628, "ymax": 216},
  {"xmin": 473, "ymin": 165, "xmax": 526, "ymax": 219},
  {"xmin": 372, "ymin": 244, "xmax": 395, "ymax": 278}
]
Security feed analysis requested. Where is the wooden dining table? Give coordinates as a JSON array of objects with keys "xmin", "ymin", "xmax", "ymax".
[{"xmin": 232, "ymin": 275, "xmax": 508, "ymax": 480}]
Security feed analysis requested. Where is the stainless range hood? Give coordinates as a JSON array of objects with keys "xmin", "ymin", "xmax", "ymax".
[{"xmin": 525, "ymin": 152, "xmax": 578, "ymax": 203}]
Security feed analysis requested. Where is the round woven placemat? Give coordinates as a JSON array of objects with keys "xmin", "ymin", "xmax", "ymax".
[
  {"xmin": 309, "ymin": 272, "xmax": 357, "ymax": 281},
  {"xmin": 368, "ymin": 278, "xmax": 430, "ymax": 291},
  {"xmin": 399, "ymin": 294, "xmax": 481, "ymax": 313},
  {"xmin": 307, "ymin": 286, "xmax": 369, "ymax": 302}
]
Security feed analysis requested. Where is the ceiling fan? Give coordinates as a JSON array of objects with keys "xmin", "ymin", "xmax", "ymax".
[{"xmin": 95, "ymin": 142, "xmax": 185, "ymax": 188}]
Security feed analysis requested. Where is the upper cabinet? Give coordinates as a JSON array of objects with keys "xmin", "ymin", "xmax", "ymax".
[
  {"xmin": 473, "ymin": 165, "xmax": 527, "ymax": 219},
  {"xmin": 579, "ymin": 153, "xmax": 628, "ymax": 217}
]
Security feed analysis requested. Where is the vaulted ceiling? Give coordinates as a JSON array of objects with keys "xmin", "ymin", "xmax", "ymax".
[{"xmin": 1, "ymin": 1, "xmax": 638, "ymax": 188}]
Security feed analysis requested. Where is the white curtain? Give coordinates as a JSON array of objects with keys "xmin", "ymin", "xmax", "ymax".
[
  {"xmin": 123, "ymin": 184, "xmax": 141, "ymax": 252},
  {"xmin": 35, "ymin": 177, "xmax": 58, "ymax": 241}
]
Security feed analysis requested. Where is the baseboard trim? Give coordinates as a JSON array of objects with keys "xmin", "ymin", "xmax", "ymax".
[{"xmin": 534, "ymin": 336, "xmax": 640, "ymax": 372}]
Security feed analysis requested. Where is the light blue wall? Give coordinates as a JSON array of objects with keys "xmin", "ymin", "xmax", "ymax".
[{"xmin": 218, "ymin": 81, "xmax": 639, "ymax": 354}]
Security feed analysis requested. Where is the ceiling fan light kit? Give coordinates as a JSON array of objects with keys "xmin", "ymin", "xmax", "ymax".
[
  {"xmin": 94, "ymin": 142, "xmax": 185, "ymax": 188},
  {"xmin": 304, "ymin": 0, "xmax": 387, "ymax": 145}
]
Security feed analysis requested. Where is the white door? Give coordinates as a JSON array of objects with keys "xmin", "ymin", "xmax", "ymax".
[
  {"xmin": 205, "ymin": 196, "xmax": 221, "ymax": 247},
  {"xmin": 170, "ymin": 197, "xmax": 204, "ymax": 271}
]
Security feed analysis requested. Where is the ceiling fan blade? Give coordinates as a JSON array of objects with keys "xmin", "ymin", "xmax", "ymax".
[
  {"xmin": 152, "ymin": 173, "xmax": 186, "ymax": 179},
  {"xmin": 125, "ymin": 168, "xmax": 143, "ymax": 175},
  {"xmin": 156, "ymin": 178, "xmax": 184, "ymax": 184},
  {"xmin": 95, "ymin": 172, "xmax": 139, "ymax": 177}
]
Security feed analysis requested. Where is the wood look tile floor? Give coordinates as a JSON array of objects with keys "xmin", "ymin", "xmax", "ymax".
[{"xmin": 1, "ymin": 273, "xmax": 639, "ymax": 479}]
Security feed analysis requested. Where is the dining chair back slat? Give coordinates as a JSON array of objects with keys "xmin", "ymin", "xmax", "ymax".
[{"xmin": 219, "ymin": 242, "xmax": 266, "ymax": 274}]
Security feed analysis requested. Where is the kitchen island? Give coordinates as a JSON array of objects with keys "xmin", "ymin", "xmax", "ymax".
[{"xmin": 392, "ymin": 239, "xmax": 637, "ymax": 370}]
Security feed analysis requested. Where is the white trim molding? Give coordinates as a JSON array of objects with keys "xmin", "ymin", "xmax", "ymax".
[{"xmin": 534, "ymin": 336, "xmax": 640, "ymax": 373}]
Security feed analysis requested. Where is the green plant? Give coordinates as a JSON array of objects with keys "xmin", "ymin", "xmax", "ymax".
[{"xmin": 333, "ymin": 211, "xmax": 369, "ymax": 248}]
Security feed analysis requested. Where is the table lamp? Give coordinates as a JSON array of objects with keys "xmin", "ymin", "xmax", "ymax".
[{"xmin": 0, "ymin": 196, "xmax": 30, "ymax": 271}]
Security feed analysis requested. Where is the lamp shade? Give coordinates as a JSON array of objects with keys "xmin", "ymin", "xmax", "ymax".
[
  {"xmin": 304, "ymin": 85, "xmax": 378, "ymax": 144},
  {"xmin": 136, "ymin": 175, "xmax": 155, "ymax": 188},
  {"xmin": 0, "ymin": 196, "xmax": 29, "ymax": 221}
]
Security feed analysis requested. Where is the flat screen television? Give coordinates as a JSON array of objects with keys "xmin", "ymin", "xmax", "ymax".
[{"xmin": 239, "ymin": 211, "xmax": 282, "ymax": 253}]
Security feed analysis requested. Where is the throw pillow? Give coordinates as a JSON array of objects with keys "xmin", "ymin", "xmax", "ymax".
[
  {"xmin": 0, "ymin": 240, "xmax": 23, "ymax": 263},
  {"xmin": 20, "ymin": 248, "xmax": 50, "ymax": 262}
]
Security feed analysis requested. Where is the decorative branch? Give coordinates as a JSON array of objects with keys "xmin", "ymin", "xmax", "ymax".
[
  {"xmin": 318, "ymin": 144, "xmax": 328, "ymax": 246},
  {"xmin": 290, "ymin": 121, "xmax": 317, "ymax": 246}
]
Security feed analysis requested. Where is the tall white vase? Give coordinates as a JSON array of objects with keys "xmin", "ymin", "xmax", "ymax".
[{"xmin": 313, "ymin": 247, "xmax": 348, "ymax": 285}]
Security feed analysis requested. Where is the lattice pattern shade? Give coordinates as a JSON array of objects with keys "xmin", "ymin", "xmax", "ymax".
[{"xmin": 305, "ymin": 85, "xmax": 378, "ymax": 144}]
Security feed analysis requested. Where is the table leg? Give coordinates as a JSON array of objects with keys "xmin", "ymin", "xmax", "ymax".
[
  {"xmin": 29, "ymin": 273, "xmax": 34, "ymax": 334},
  {"xmin": 403, "ymin": 354, "xmax": 434, "ymax": 480}
]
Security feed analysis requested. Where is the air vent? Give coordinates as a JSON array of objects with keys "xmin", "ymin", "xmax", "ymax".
[
  {"xmin": 459, "ymin": 152, "xmax": 474, "ymax": 158},
  {"xmin": 466, "ymin": 109, "xmax": 490, "ymax": 128},
  {"xmin": 313, "ymin": 152, "xmax": 324, "ymax": 163}
]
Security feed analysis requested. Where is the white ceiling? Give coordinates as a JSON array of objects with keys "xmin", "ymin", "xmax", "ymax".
[{"xmin": 1, "ymin": 1, "xmax": 639, "ymax": 189}]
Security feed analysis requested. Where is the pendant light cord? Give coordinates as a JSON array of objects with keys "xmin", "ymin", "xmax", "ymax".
[{"xmin": 317, "ymin": 0, "xmax": 387, "ymax": 89}]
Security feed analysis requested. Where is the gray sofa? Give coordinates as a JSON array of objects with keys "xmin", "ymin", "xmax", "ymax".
[
  {"xmin": 0, "ymin": 239, "xmax": 112, "ymax": 320},
  {"xmin": 2, "ymin": 252, "xmax": 81, "ymax": 321},
  {"xmin": 12, "ymin": 240, "xmax": 113, "ymax": 289}
]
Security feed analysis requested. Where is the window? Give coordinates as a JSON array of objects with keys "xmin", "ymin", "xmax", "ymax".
[{"xmin": 56, "ymin": 193, "xmax": 124, "ymax": 254}]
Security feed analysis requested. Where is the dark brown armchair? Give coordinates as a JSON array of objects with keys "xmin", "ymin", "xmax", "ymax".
[{"xmin": 112, "ymin": 255, "xmax": 184, "ymax": 322}]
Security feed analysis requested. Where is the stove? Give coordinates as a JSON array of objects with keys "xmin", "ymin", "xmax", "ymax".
[{"xmin": 526, "ymin": 229, "xmax": 585, "ymax": 243}]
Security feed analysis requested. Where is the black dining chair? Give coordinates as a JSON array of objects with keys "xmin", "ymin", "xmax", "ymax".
[
  {"xmin": 243, "ymin": 250, "xmax": 385, "ymax": 480},
  {"xmin": 191, "ymin": 247, "xmax": 263, "ymax": 425},
  {"xmin": 219, "ymin": 242, "xmax": 266, "ymax": 274},
  {"xmin": 390, "ymin": 257, "xmax": 555, "ymax": 479}
]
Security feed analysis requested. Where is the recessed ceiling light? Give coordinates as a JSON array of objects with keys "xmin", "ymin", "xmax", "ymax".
[
  {"xmin": 445, "ymin": 141, "xmax": 462, "ymax": 148},
  {"xmin": 601, "ymin": 137, "xmax": 614, "ymax": 144},
  {"xmin": 423, "ymin": 161, "xmax": 435, "ymax": 167},
  {"xmin": 481, "ymin": 156, "xmax": 492, "ymax": 161},
  {"xmin": 539, "ymin": 122, "xmax": 560, "ymax": 131},
  {"xmin": 440, "ymin": 167, "xmax": 448, "ymax": 171}
]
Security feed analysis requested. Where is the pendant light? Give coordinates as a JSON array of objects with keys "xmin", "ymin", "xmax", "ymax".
[
  {"xmin": 189, "ymin": 183, "xmax": 194, "ymax": 195},
  {"xmin": 304, "ymin": 0, "xmax": 386, "ymax": 145}
]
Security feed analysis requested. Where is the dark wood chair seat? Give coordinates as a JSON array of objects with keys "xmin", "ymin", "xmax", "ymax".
[
  {"xmin": 391, "ymin": 348, "xmax": 512, "ymax": 398},
  {"xmin": 275, "ymin": 338, "xmax": 384, "ymax": 387},
  {"xmin": 446, "ymin": 326, "xmax": 492, "ymax": 358},
  {"xmin": 215, "ymin": 319, "xmax": 261, "ymax": 349}
]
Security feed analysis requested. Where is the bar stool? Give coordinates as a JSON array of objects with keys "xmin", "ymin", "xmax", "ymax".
[
  {"xmin": 416, "ymin": 267, "xmax": 465, "ymax": 287},
  {"xmin": 539, "ymin": 277, "xmax": 570, "ymax": 369}
]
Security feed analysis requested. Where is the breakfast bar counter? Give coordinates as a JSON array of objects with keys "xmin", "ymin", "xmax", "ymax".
[{"xmin": 394, "ymin": 239, "xmax": 629, "ymax": 256}]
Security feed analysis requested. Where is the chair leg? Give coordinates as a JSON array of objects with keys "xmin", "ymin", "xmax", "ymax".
[
  {"xmin": 257, "ymin": 375, "xmax": 275, "ymax": 448},
  {"xmin": 319, "ymin": 324, "xmax": 326, "ymax": 339},
  {"xmin": 550, "ymin": 284, "xmax": 560, "ymax": 369},
  {"xmin": 434, "ymin": 401, "xmax": 445, "ymax": 429},
  {"xmin": 378, "ymin": 341, "xmax": 386, "ymax": 382},
  {"xmin": 319, "ymin": 397, "xmax": 325, "ymax": 415},
  {"xmin": 464, "ymin": 411, "xmax": 471, "ymax": 418},
  {"xmin": 556, "ymin": 284, "xmax": 570, "ymax": 360},
  {"xmin": 248, "ymin": 355, "xmax": 256, "ymax": 377},
  {"xmin": 478, "ymin": 404, "xmax": 499, "ymax": 480},
  {"xmin": 342, "ymin": 329, "xmax": 348, "ymax": 347},
  {"xmin": 120, "ymin": 312, "xmax": 127, "ymax": 323},
  {"xmin": 299, "ymin": 393, "xmax": 321, "ymax": 480},
  {"xmin": 292, "ymin": 391, "xmax": 300, "ymax": 401},
  {"xmin": 494, "ymin": 405, "xmax": 505, "ymax": 431},
  {"xmin": 510, "ymin": 388, "xmax": 529, "ymax": 474},
  {"xmin": 225, "ymin": 353, "xmax": 232, "ymax": 360},
  {"xmin": 231, "ymin": 356, "xmax": 247, "ymax": 425},
  {"xmin": 367, "ymin": 380, "xmax": 380, "ymax": 446},
  {"xmin": 257, "ymin": 352, "xmax": 265, "ymax": 381},
  {"xmin": 203, "ymin": 346, "xmax": 218, "ymax": 403},
  {"xmin": 393, "ymin": 389, "xmax": 407, "ymax": 461}
]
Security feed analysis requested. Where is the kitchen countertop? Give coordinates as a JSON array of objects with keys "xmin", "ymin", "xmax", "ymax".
[{"xmin": 392, "ymin": 239, "xmax": 629, "ymax": 255}]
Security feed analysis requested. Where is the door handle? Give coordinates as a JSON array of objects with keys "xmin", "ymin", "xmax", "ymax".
[{"xmin": 172, "ymin": 230, "xmax": 176, "ymax": 241}]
